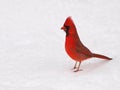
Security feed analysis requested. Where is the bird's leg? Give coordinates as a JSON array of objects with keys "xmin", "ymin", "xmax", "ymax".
[
  {"xmin": 74, "ymin": 62, "xmax": 82, "ymax": 72},
  {"xmin": 73, "ymin": 61, "xmax": 77, "ymax": 69}
]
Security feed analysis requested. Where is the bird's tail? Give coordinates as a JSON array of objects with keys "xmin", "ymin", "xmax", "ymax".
[{"xmin": 92, "ymin": 53, "xmax": 112, "ymax": 60}]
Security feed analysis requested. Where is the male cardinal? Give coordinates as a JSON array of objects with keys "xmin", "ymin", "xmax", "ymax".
[{"xmin": 61, "ymin": 16, "xmax": 112, "ymax": 72}]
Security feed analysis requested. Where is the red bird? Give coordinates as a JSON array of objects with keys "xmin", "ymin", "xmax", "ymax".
[{"xmin": 61, "ymin": 17, "xmax": 112, "ymax": 72}]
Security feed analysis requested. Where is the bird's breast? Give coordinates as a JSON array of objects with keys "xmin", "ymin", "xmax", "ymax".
[{"xmin": 65, "ymin": 37, "xmax": 79, "ymax": 60}]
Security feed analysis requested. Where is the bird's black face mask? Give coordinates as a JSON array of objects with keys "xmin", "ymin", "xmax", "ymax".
[{"xmin": 64, "ymin": 25, "xmax": 70, "ymax": 37}]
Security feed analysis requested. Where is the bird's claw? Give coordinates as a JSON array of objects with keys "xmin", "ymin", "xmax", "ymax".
[
  {"xmin": 74, "ymin": 69, "xmax": 83, "ymax": 72},
  {"xmin": 71, "ymin": 67, "xmax": 77, "ymax": 70},
  {"xmin": 73, "ymin": 67, "xmax": 77, "ymax": 69}
]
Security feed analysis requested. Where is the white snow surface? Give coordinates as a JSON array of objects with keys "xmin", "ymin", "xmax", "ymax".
[{"xmin": 0, "ymin": 0, "xmax": 120, "ymax": 90}]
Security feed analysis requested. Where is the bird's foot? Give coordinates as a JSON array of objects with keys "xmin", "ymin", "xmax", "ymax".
[
  {"xmin": 73, "ymin": 67, "xmax": 77, "ymax": 69},
  {"xmin": 71, "ymin": 67, "xmax": 77, "ymax": 70},
  {"xmin": 74, "ymin": 69, "xmax": 83, "ymax": 72}
]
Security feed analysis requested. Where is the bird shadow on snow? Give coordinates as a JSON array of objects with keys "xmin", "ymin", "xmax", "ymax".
[{"xmin": 79, "ymin": 60, "xmax": 111, "ymax": 74}]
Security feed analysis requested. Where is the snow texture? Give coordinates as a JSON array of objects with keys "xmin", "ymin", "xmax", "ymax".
[{"xmin": 0, "ymin": 0, "xmax": 120, "ymax": 90}]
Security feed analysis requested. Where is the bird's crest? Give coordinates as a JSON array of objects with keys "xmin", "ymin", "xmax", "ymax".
[{"xmin": 63, "ymin": 16, "xmax": 75, "ymax": 27}]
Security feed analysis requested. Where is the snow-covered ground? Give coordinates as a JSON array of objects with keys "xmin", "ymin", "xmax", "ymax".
[{"xmin": 0, "ymin": 0, "xmax": 120, "ymax": 90}]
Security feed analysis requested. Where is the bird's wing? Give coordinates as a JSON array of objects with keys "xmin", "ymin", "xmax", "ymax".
[{"xmin": 76, "ymin": 44, "xmax": 93, "ymax": 57}]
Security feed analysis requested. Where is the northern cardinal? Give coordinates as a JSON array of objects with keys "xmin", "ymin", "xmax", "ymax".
[{"xmin": 61, "ymin": 16, "xmax": 112, "ymax": 72}]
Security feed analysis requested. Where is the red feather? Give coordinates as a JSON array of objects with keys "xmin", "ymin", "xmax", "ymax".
[{"xmin": 61, "ymin": 17, "xmax": 112, "ymax": 72}]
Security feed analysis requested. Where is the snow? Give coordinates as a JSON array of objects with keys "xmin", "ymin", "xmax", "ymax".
[{"xmin": 0, "ymin": 0, "xmax": 120, "ymax": 90}]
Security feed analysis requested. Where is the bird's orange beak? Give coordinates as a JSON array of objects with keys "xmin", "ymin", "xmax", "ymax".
[{"xmin": 61, "ymin": 26, "xmax": 66, "ymax": 30}]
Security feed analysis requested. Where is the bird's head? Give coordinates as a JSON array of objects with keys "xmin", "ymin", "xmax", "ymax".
[{"xmin": 61, "ymin": 16, "xmax": 76, "ymax": 36}]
